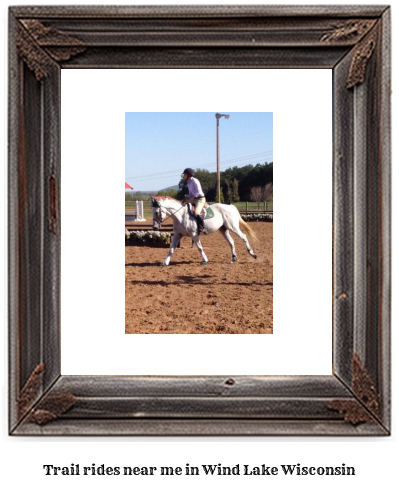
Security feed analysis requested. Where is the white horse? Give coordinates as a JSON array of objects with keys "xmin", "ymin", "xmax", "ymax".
[{"xmin": 151, "ymin": 196, "xmax": 257, "ymax": 266}]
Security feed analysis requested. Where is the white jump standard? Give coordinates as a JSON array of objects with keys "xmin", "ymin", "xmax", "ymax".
[{"xmin": 134, "ymin": 200, "xmax": 146, "ymax": 221}]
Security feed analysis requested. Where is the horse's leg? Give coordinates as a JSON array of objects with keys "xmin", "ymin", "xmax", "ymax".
[
  {"xmin": 161, "ymin": 233, "xmax": 181, "ymax": 266},
  {"xmin": 229, "ymin": 223, "xmax": 257, "ymax": 259},
  {"xmin": 219, "ymin": 228, "xmax": 237, "ymax": 263},
  {"xmin": 192, "ymin": 235, "xmax": 208, "ymax": 265}
]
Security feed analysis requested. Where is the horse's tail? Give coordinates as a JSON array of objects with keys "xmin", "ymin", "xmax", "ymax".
[{"xmin": 239, "ymin": 216, "xmax": 258, "ymax": 241}]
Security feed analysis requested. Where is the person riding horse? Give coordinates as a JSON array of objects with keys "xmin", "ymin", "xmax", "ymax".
[{"xmin": 182, "ymin": 168, "xmax": 207, "ymax": 234}]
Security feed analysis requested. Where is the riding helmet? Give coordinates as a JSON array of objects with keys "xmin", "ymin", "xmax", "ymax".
[{"xmin": 183, "ymin": 168, "xmax": 195, "ymax": 177}]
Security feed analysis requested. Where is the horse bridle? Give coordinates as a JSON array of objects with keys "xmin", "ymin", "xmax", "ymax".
[{"xmin": 151, "ymin": 198, "xmax": 186, "ymax": 224}]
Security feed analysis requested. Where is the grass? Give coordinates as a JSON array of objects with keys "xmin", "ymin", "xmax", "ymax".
[{"xmin": 125, "ymin": 200, "xmax": 273, "ymax": 219}]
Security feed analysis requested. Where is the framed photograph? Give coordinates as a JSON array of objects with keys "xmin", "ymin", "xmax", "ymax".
[{"xmin": 9, "ymin": 5, "xmax": 391, "ymax": 435}]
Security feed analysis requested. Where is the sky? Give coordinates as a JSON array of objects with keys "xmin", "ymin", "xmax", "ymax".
[{"xmin": 125, "ymin": 112, "xmax": 273, "ymax": 192}]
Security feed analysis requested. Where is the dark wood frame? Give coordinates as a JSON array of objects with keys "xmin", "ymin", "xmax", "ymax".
[{"xmin": 9, "ymin": 5, "xmax": 391, "ymax": 436}]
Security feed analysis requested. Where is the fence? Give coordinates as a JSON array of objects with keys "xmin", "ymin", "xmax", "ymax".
[
  {"xmin": 125, "ymin": 200, "xmax": 273, "ymax": 219},
  {"xmin": 235, "ymin": 202, "xmax": 273, "ymax": 213}
]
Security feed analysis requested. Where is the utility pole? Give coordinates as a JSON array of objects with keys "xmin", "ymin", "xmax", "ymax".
[{"xmin": 215, "ymin": 113, "xmax": 230, "ymax": 203}]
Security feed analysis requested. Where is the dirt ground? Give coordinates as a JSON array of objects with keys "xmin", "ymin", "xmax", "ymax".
[{"xmin": 125, "ymin": 222, "xmax": 273, "ymax": 334}]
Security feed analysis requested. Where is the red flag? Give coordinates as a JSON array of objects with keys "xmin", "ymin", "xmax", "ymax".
[{"xmin": 125, "ymin": 182, "xmax": 133, "ymax": 189}]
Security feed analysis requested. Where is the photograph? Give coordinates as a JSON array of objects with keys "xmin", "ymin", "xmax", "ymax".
[{"xmin": 125, "ymin": 112, "xmax": 273, "ymax": 334}]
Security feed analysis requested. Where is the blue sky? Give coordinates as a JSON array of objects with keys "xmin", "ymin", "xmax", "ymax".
[{"xmin": 125, "ymin": 112, "xmax": 273, "ymax": 192}]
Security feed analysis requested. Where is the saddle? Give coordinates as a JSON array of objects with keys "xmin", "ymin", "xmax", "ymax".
[{"xmin": 189, "ymin": 203, "xmax": 215, "ymax": 220}]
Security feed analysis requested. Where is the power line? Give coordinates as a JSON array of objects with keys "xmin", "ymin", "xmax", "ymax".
[
  {"xmin": 131, "ymin": 150, "xmax": 272, "ymax": 178},
  {"xmin": 128, "ymin": 160, "xmax": 274, "ymax": 182},
  {"xmin": 128, "ymin": 157, "xmax": 274, "ymax": 183},
  {"xmin": 126, "ymin": 150, "xmax": 273, "ymax": 182}
]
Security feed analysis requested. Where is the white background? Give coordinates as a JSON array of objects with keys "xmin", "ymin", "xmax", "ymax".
[
  {"xmin": 61, "ymin": 68, "xmax": 332, "ymax": 376},
  {"xmin": 1, "ymin": 1, "xmax": 397, "ymax": 491}
]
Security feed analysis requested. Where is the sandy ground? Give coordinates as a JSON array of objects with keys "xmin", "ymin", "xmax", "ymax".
[{"xmin": 125, "ymin": 222, "xmax": 273, "ymax": 334}]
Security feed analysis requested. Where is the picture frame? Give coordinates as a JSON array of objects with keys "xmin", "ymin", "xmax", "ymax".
[{"xmin": 8, "ymin": 5, "xmax": 391, "ymax": 436}]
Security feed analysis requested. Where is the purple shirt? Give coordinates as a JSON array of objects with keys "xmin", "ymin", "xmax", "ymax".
[{"xmin": 187, "ymin": 177, "xmax": 204, "ymax": 198}]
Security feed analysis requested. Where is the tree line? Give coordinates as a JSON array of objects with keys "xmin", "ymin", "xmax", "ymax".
[
  {"xmin": 126, "ymin": 162, "xmax": 273, "ymax": 203},
  {"xmin": 175, "ymin": 162, "xmax": 273, "ymax": 202}
]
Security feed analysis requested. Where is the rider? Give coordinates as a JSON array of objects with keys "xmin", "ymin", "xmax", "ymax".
[{"xmin": 182, "ymin": 168, "xmax": 207, "ymax": 234}]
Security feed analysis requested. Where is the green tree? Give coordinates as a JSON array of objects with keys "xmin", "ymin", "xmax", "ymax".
[
  {"xmin": 173, "ymin": 162, "xmax": 272, "ymax": 202},
  {"xmin": 234, "ymin": 162, "xmax": 273, "ymax": 200},
  {"xmin": 133, "ymin": 191, "xmax": 144, "ymax": 201},
  {"xmin": 224, "ymin": 180, "xmax": 232, "ymax": 203},
  {"xmin": 232, "ymin": 178, "xmax": 240, "ymax": 202},
  {"xmin": 125, "ymin": 192, "xmax": 135, "ymax": 202}
]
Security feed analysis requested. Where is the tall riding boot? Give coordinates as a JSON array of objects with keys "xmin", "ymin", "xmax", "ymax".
[{"xmin": 196, "ymin": 215, "xmax": 206, "ymax": 234}]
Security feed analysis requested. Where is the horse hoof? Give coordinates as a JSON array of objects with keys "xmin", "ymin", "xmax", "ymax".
[
  {"xmin": 201, "ymin": 261, "xmax": 208, "ymax": 266},
  {"xmin": 252, "ymin": 254, "xmax": 257, "ymax": 260},
  {"xmin": 231, "ymin": 256, "xmax": 237, "ymax": 263},
  {"xmin": 159, "ymin": 263, "xmax": 167, "ymax": 267}
]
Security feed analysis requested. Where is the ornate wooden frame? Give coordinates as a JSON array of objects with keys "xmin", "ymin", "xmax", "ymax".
[{"xmin": 8, "ymin": 5, "xmax": 391, "ymax": 436}]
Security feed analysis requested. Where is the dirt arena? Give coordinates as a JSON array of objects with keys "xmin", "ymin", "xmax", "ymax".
[{"xmin": 125, "ymin": 222, "xmax": 273, "ymax": 334}]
